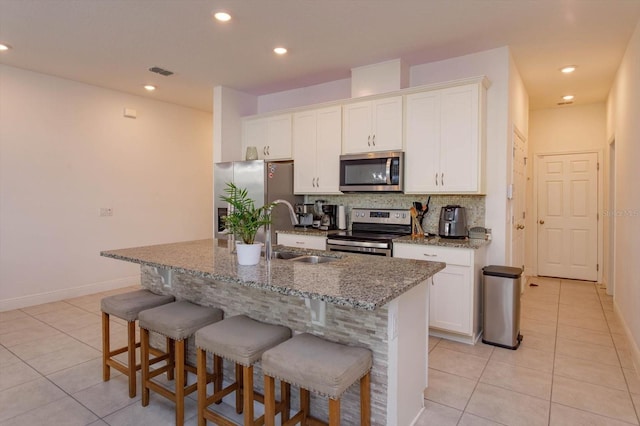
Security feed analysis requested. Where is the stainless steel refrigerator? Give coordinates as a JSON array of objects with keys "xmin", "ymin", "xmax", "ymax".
[{"xmin": 214, "ymin": 160, "xmax": 302, "ymax": 243}]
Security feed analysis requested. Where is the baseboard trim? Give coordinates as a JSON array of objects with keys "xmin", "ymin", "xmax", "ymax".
[
  {"xmin": 0, "ymin": 276, "xmax": 139, "ymax": 312},
  {"xmin": 409, "ymin": 406, "xmax": 426, "ymax": 426},
  {"xmin": 613, "ymin": 299, "xmax": 640, "ymax": 375}
]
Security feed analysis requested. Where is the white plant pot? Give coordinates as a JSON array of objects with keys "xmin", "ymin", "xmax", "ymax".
[{"xmin": 235, "ymin": 242, "xmax": 262, "ymax": 266}]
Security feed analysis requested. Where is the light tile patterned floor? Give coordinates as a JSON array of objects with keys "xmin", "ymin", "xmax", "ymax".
[
  {"xmin": 1, "ymin": 279, "xmax": 639, "ymax": 425},
  {"xmin": 418, "ymin": 277, "xmax": 640, "ymax": 426}
]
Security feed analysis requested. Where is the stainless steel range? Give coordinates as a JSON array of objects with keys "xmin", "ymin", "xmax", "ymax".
[{"xmin": 326, "ymin": 208, "xmax": 411, "ymax": 256}]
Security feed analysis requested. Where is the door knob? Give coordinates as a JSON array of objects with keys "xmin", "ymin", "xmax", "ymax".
[{"xmin": 539, "ymin": 220, "xmax": 545, "ymax": 225}]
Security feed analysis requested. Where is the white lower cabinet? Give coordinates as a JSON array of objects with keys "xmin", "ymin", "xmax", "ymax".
[
  {"xmin": 393, "ymin": 243, "xmax": 486, "ymax": 344},
  {"xmin": 277, "ymin": 233, "xmax": 326, "ymax": 250}
]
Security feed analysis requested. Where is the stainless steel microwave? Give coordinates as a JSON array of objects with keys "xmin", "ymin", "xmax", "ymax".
[{"xmin": 339, "ymin": 151, "xmax": 404, "ymax": 192}]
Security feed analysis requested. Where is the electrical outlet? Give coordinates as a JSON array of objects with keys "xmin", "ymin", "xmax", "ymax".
[{"xmin": 100, "ymin": 208, "xmax": 113, "ymax": 217}]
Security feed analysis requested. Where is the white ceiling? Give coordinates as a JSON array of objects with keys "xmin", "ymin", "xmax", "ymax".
[{"xmin": 1, "ymin": 1, "xmax": 639, "ymax": 112}]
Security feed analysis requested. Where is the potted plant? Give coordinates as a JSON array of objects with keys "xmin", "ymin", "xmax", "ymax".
[{"xmin": 220, "ymin": 182, "xmax": 273, "ymax": 265}]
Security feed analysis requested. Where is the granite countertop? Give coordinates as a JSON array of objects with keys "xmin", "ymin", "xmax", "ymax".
[
  {"xmin": 393, "ymin": 235, "xmax": 490, "ymax": 249},
  {"xmin": 101, "ymin": 239, "xmax": 444, "ymax": 311}
]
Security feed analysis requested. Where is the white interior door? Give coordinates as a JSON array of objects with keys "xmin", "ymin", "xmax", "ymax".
[{"xmin": 537, "ymin": 153, "xmax": 598, "ymax": 281}]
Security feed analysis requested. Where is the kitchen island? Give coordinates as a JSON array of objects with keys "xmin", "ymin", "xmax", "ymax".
[{"xmin": 101, "ymin": 239, "xmax": 445, "ymax": 425}]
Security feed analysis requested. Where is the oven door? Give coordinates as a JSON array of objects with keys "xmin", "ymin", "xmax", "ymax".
[{"xmin": 326, "ymin": 240, "xmax": 392, "ymax": 256}]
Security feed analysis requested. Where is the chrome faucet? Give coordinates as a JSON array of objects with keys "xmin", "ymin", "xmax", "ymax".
[{"xmin": 265, "ymin": 199, "xmax": 299, "ymax": 262}]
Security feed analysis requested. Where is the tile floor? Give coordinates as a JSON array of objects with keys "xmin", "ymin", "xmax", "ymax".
[
  {"xmin": 418, "ymin": 276, "xmax": 640, "ymax": 426},
  {"xmin": 0, "ymin": 278, "xmax": 639, "ymax": 425}
]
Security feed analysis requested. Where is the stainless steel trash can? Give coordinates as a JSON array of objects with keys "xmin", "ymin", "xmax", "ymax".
[{"xmin": 482, "ymin": 265, "xmax": 523, "ymax": 350}]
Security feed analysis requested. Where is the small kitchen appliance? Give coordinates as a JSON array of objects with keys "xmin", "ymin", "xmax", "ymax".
[
  {"xmin": 438, "ymin": 205, "xmax": 468, "ymax": 238},
  {"xmin": 319, "ymin": 204, "xmax": 338, "ymax": 230},
  {"xmin": 294, "ymin": 203, "xmax": 314, "ymax": 228}
]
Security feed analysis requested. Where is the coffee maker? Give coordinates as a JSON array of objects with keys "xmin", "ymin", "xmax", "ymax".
[{"xmin": 319, "ymin": 205, "xmax": 338, "ymax": 230}]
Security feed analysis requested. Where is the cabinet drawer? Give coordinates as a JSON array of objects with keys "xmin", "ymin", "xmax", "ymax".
[
  {"xmin": 393, "ymin": 244, "xmax": 472, "ymax": 266},
  {"xmin": 277, "ymin": 234, "xmax": 326, "ymax": 251}
]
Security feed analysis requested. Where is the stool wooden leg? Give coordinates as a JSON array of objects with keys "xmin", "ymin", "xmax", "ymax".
[
  {"xmin": 102, "ymin": 312, "xmax": 110, "ymax": 381},
  {"xmin": 360, "ymin": 372, "xmax": 371, "ymax": 426},
  {"xmin": 167, "ymin": 337, "xmax": 175, "ymax": 381},
  {"xmin": 127, "ymin": 320, "xmax": 136, "ymax": 398},
  {"xmin": 214, "ymin": 354, "xmax": 223, "ymax": 399},
  {"xmin": 196, "ymin": 348, "xmax": 207, "ymax": 426},
  {"xmin": 264, "ymin": 375, "xmax": 276, "ymax": 426},
  {"xmin": 235, "ymin": 363, "xmax": 243, "ymax": 414},
  {"xmin": 328, "ymin": 398, "xmax": 340, "ymax": 426},
  {"xmin": 182, "ymin": 337, "xmax": 189, "ymax": 384},
  {"xmin": 281, "ymin": 381, "xmax": 290, "ymax": 422},
  {"xmin": 175, "ymin": 339, "xmax": 185, "ymax": 426},
  {"xmin": 243, "ymin": 365, "xmax": 254, "ymax": 425},
  {"xmin": 300, "ymin": 388, "xmax": 310, "ymax": 422},
  {"xmin": 141, "ymin": 328, "xmax": 150, "ymax": 407}
]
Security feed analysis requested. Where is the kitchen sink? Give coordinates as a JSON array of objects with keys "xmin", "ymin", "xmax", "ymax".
[
  {"xmin": 269, "ymin": 251, "xmax": 339, "ymax": 264},
  {"xmin": 271, "ymin": 251, "xmax": 302, "ymax": 260},
  {"xmin": 291, "ymin": 255, "xmax": 338, "ymax": 264}
]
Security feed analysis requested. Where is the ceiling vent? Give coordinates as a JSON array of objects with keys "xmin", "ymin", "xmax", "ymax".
[
  {"xmin": 556, "ymin": 100, "xmax": 574, "ymax": 106},
  {"xmin": 149, "ymin": 66, "xmax": 174, "ymax": 77}
]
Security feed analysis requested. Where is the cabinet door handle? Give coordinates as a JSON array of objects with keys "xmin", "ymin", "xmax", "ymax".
[
  {"xmin": 263, "ymin": 146, "xmax": 267, "ymax": 156},
  {"xmin": 423, "ymin": 253, "xmax": 438, "ymax": 257},
  {"xmin": 367, "ymin": 135, "xmax": 371, "ymax": 146},
  {"xmin": 372, "ymin": 134, "xmax": 376, "ymax": 146},
  {"xmin": 267, "ymin": 146, "xmax": 270, "ymax": 156},
  {"xmin": 295, "ymin": 241, "xmax": 305, "ymax": 245},
  {"xmin": 539, "ymin": 220, "xmax": 545, "ymax": 225},
  {"xmin": 441, "ymin": 173, "xmax": 444, "ymax": 186},
  {"xmin": 316, "ymin": 177, "xmax": 319, "ymax": 187},
  {"xmin": 312, "ymin": 178, "xmax": 316, "ymax": 187},
  {"xmin": 435, "ymin": 173, "xmax": 438, "ymax": 186}
]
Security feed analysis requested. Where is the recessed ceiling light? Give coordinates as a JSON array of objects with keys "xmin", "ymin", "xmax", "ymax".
[
  {"xmin": 144, "ymin": 85, "xmax": 156, "ymax": 92},
  {"xmin": 0, "ymin": 43, "xmax": 11, "ymax": 51},
  {"xmin": 213, "ymin": 11, "xmax": 231, "ymax": 22},
  {"xmin": 560, "ymin": 66, "xmax": 577, "ymax": 74},
  {"xmin": 273, "ymin": 47, "xmax": 287, "ymax": 55},
  {"xmin": 562, "ymin": 95, "xmax": 575, "ymax": 101}
]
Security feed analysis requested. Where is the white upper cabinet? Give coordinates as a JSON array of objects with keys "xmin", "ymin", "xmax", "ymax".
[
  {"xmin": 293, "ymin": 106, "xmax": 342, "ymax": 194},
  {"xmin": 405, "ymin": 82, "xmax": 486, "ymax": 194},
  {"xmin": 343, "ymin": 96, "xmax": 403, "ymax": 154},
  {"xmin": 242, "ymin": 113, "xmax": 292, "ymax": 160}
]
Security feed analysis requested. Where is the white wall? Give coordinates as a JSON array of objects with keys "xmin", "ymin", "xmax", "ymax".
[
  {"xmin": 0, "ymin": 65, "xmax": 213, "ymax": 310},
  {"xmin": 526, "ymin": 103, "xmax": 607, "ymax": 277},
  {"xmin": 257, "ymin": 78, "xmax": 351, "ymax": 114},
  {"xmin": 213, "ymin": 86, "xmax": 257, "ymax": 163},
  {"xmin": 529, "ymin": 103, "xmax": 606, "ymax": 152},
  {"xmin": 607, "ymin": 20, "xmax": 640, "ymax": 367},
  {"xmin": 411, "ymin": 47, "xmax": 512, "ymax": 265}
]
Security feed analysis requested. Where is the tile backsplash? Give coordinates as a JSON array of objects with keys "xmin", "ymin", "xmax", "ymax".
[{"xmin": 305, "ymin": 193, "xmax": 485, "ymax": 234}]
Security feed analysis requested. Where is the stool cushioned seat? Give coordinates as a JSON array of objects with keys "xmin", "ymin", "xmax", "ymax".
[
  {"xmin": 101, "ymin": 289, "xmax": 174, "ymax": 321},
  {"xmin": 262, "ymin": 333, "xmax": 372, "ymax": 399},
  {"xmin": 139, "ymin": 301, "xmax": 223, "ymax": 340},
  {"xmin": 195, "ymin": 315, "xmax": 291, "ymax": 366}
]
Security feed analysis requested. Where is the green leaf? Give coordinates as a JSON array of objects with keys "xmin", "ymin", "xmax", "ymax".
[{"xmin": 219, "ymin": 182, "xmax": 273, "ymax": 244}]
